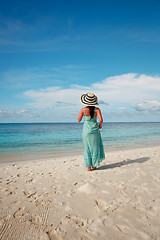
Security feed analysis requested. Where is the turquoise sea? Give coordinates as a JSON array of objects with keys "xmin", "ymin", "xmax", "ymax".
[{"xmin": 0, "ymin": 122, "xmax": 160, "ymax": 162}]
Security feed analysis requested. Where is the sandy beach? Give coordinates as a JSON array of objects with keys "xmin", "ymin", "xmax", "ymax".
[{"xmin": 0, "ymin": 146, "xmax": 160, "ymax": 240}]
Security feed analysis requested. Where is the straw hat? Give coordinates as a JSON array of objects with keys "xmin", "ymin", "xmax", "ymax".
[{"xmin": 80, "ymin": 92, "xmax": 98, "ymax": 106}]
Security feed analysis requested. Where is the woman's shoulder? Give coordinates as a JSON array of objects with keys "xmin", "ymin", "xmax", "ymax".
[{"xmin": 95, "ymin": 107, "xmax": 102, "ymax": 114}]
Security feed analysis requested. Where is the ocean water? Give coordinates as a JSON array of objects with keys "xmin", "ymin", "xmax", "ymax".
[{"xmin": 0, "ymin": 122, "xmax": 160, "ymax": 162}]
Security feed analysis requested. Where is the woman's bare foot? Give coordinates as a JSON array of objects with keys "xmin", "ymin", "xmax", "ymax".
[
  {"xmin": 88, "ymin": 167, "xmax": 92, "ymax": 171},
  {"xmin": 92, "ymin": 167, "xmax": 96, "ymax": 170}
]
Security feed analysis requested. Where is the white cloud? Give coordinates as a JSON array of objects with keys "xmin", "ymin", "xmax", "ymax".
[
  {"xmin": 118, "ymin": 107, "xmax": 128, "ymax": 110},
  {"xmin": 20, "ymin": 109, "xmax": 26, "ymax": 113},
  {"xmin": 24, "ymin": 87, "xmax": 84, "ymax": 108},
  {"xmin": 23, "ymin": 73, "xmax": 160, "ymax": 111},
  {"xmin": 0, "ymin": 109, "xmax": 40, "ymax": 120},
  {"xmin": 132, "ymin": 101, "xmax": 160, "ymax": 112},
  {"xmin": 92, "ymin": 73, "xmax": 160, "ymax": 104}
]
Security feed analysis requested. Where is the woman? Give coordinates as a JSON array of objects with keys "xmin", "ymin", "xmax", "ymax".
[{"xmin": 78, "ymin": 92, "xmax": 105, "ymax": 171}]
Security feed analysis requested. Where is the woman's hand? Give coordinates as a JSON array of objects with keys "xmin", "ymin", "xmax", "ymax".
[{"xmin": 99, "ymin": 124, "xmax": 102, "ymax": 129}]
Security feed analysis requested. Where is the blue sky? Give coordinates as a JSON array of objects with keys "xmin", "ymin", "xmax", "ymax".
[{"xmin": 0, "ymin": 0, "xmax": 160, "ymax": 122}]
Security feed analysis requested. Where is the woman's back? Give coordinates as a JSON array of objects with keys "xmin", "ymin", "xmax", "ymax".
[
  {"xmin": 83, "ymin": 107, "xmax": 99, "ymax": 133},
  {"xmin": 83, "ymin": 106, "xmax": 97, "ymax": 117}
]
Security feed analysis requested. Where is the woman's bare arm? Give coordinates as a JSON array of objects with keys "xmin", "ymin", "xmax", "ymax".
[
  {"xmin": 96, "ymin": 108, "xmax": 103, "ymax": 128},
  {"xmin": 78, "ymin": 108, "xmax": 84, "ymax": 122}
]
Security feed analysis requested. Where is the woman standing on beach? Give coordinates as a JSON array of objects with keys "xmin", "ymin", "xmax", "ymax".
[{"xmin": 78, "ymin": 92, "xmax": 105, "ymax": 171}]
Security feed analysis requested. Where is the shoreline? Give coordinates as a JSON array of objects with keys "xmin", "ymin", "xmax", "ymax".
[{"xmin": 1, "ymin": 142, "xmax": 160, "ymax": 164}]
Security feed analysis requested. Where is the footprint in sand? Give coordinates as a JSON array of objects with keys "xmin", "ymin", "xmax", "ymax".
[
  {"xmin": 0, "ymin": 202, "xmax": 52, "ymax": 240},
  {"xmin": 78, "ymin": 183, "xmax": 100, "ymax": 194},
  {"xmin": 94, "ymin": 199, "xmax": 109, "ymax": 213},
  {"xmin": 115, "ymin": 224, "xmax": 132, "ymax": 234},
  {"xmin": 0, "ymin": 218, "xmax": 50, "ymax": 240},
  {"xmin": 86, "ymin": 218, "xmax": 107, "ymax": 237},
  {"xmin": 25, "ymin": 177, "xmax": 34, "ymax": 183},
  {"xmin": 60, "ymin": 214, "xmax": 86, "ymax": 229},
  {"xmin": 23, "ymin": 190, "xmax": 37, "ymax": 198}
]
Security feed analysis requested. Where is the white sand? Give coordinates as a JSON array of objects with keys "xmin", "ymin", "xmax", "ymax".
[{"xmin": 0, "ymin": 146, "xmax": 160, "ymax": 240}]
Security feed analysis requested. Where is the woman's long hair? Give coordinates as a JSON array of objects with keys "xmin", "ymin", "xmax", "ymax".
[{"xmin": 88, "ymin": 106, "xmax": 95, "ymax": 119}]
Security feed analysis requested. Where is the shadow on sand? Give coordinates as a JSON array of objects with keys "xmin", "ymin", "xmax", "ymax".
[{"xmin": 98, "ymin": 157, "xmax": 150, "ymax": 170}]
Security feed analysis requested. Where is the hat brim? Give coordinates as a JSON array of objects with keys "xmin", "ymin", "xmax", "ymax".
[{"xmin": 80, "ymin": 93, "xmax": 98, "ymax": 106}]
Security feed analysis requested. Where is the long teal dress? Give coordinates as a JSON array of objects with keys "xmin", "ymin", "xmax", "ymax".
[{"xmin": 82, "ymin": 107, "xmax": 105, "ymax": 168}]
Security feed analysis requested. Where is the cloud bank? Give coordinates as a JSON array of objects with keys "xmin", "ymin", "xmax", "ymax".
[
  {"xmin": 23, "ymin": 73, "xmax": 160, "ymax": 111},
  {"xmin": 1, "ymin": 73, "xmax": 160, "ymax": 122}
]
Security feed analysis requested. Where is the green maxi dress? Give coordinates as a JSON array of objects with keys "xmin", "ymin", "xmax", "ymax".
[{"xmin": 82, "ymin": 107, "xmax": 105, "ymax": 168}]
